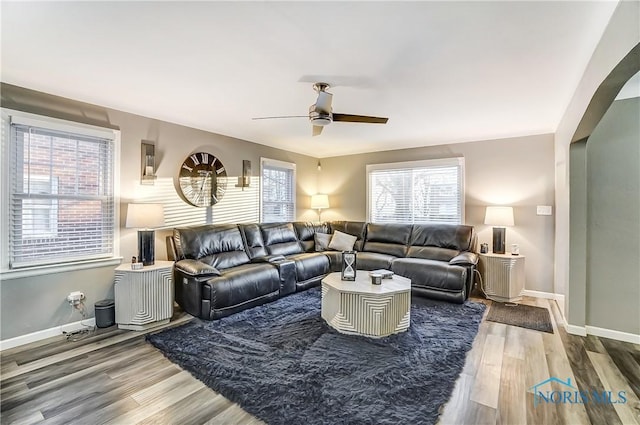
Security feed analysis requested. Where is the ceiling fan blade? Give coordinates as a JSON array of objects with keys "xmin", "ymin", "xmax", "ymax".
[
  {"xmin": 312, "ymin": 125, "xmax": 324, "ymax": 136},
  {"xmin": 332, "ymin": 113, "xmax": 388, "ymax": 124},
  {"xmin": 252, "ymin": 115, "xmax": 308, "ymax": 120},
  {"xmin": 315, "ymin": 91, "xmax": 333, "ymax": 114}
]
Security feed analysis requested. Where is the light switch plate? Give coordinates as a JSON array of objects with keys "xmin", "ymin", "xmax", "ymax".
[{"xmin": 537, "ymin": 205, "xmax": 553, "ymax": 215}]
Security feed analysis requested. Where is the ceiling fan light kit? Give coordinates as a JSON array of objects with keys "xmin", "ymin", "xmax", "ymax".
[{"xmin": 254, "ymin": 82, "xmax": 388, "ymax": 136}]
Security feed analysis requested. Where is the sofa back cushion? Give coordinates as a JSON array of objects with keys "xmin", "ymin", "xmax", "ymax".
[
  {"xmin": 363, "ymin": 223, "xmax": 412, "ymax": 257},
  {"xmin": 239, "ymin": 223, "xmax": 268, "ymax": 259},
  {"xmin": 260, "ymin": 223, "xmax": 304, "ymax": 256},
  {"xmin": 293, "ymin": 222, "xmax": 331, "ymax": 252},
  {"xmin": 173, "ymin": 224, "xmax": 250, "ymax": 269},
  {"xmin": 329, "ymin": 221, "xmax": 367, "ymax": 251},
  {"xmin": 407, "ymin": 224, "xmax": 475, "ymax": 261}
]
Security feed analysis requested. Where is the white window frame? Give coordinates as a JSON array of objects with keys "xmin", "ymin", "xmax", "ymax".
[
  {"xmin": 260, "ymin": 157, "xmax": 296, "ymax": 223},
  {"xmin": 366, "ymin": 157, "xmax": 465, "ymax": 224},
  {"xmin": 1, "ymin": 109, "xmax": 121, "ymax": 279}
]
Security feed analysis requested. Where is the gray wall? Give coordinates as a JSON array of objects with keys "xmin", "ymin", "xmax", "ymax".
[
  {"xmin": 0, "ymin": 84, "xmax": 319, "ymax": 341},
  {"xmin": 586, "ymin": 97, "xmax": 640, "ymax": 334},
  {"xmin": 569, "ymin": 140, "xmax": 588, "ymax": 328},
  {"xmin": 318, "ymin": 134, "xmax": 556, "ymax": 294}
]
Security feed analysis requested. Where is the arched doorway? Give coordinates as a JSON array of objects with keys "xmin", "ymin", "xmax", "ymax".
[{"xmin": 568, "ymin": 43, "xmax": 639, "ymax": 341}]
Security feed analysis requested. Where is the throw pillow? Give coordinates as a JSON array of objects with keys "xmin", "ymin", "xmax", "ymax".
[
  {"xmin": 328, "ymin": 230, "xmax": 357, "ymax": 251},
  {"xmin": 314, "ymin": 232, "xmax": 332, "ymax": 251}
]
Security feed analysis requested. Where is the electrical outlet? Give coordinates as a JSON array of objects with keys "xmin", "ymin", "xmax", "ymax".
[{"xmin": 67, "ymin": 291, "xmax": 85, "ymax": 304}]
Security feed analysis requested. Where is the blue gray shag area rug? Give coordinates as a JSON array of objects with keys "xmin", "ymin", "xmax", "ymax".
[{"xmin": 147, "ymin": 287, "xmax": 486, "ymax": 425}]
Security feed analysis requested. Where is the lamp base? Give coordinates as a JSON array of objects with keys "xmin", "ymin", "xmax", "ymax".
[
  {"xmin": 138, "ymin": 230, "xmax": 155, "ymax": 266},
  {"xmin": 492, "ymin": 227, "xmax": 506, "ymax": 254}
]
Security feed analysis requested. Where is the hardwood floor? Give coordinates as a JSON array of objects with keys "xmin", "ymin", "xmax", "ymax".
[{"xmin": 1, "ymin": 296, "xmax": 639, "ymax": 425}]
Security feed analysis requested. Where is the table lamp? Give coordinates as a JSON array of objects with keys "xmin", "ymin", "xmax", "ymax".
[
  {"xmin": 484, "ymin": 206, "xmax": 514, "ymax": 254},
  {"xmin": 125, "ymin": 203, "xmax": 165, "ymax": 265},
  {"xmin": 310, "ymin": 194, "xmax": 329, "ymax": 222}
]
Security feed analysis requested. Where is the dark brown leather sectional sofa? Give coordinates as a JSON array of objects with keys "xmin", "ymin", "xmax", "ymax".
[{"xmin": 167, "ymin": 221, "xmax": 478, "ymax": 320}]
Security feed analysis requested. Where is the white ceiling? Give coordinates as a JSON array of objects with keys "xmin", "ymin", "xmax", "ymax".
[{"xmin": 1, "ymin": 1, "xmax": 618, "ymax": 158}]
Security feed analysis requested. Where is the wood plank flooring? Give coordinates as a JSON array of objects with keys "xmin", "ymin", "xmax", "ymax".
[{"xmin": 1, "ymin": 296, "xmax": 639, "ymax": 425}]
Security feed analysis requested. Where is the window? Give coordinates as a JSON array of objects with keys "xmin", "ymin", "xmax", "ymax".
[
  {"xmin": 2, "ymin": 111, "xmax": 118, "ymax": 269},
  {"xmin": 367, "ymin": 158, "xmax": 464, "ymax": 224},
  {"xmin": 260, "ymin": 158, "xmax": 296, "ymax": 222}
]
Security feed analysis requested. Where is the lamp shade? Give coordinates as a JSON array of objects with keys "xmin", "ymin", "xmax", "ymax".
[
  {"xmin": 484, "ymin": 206, "xmax": 514, "ymax": 227},
  {"xmin": 125, "ymin": 203, "xmax": 165, "ymax": 229},
  {"xmin": 310, "ymin": 194, "xmax": 330, "ymax": 210}
]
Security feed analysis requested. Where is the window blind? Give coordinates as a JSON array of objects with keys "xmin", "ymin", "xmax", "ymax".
[
  {"xmin": 8, "ymin": 123, "xmax": 115, "ymax": 268},
  {"xmin": 261, "ymin": 159, "xmax": 296, "ymax": 222},
  {"xmin": 367, "ymin": 158, "xmax": 464, "ymax": 224}
]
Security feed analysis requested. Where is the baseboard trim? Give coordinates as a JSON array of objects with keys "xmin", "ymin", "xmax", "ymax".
[
  {"xmin": 585, "ymin": 325, "xmax": 640, "ymax": 345},
  {"xmin": 522, "ymin": 289, "xmax": 558, "ymax": 300},
  {"xmin": 0, "ymin": 318, "xmax": 96, "ymax": 351},
  {"xmin": 565, "ymin": 324, "xmax": 587, "ymax": 336},
  {"xmin": 522, "ymin": 289, "xmax": 566, "ymax": 323}
]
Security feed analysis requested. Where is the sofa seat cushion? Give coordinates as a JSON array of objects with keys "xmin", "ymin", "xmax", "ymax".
[
  {"xmin": 204, "ymin": 263, "xmax": 280, "ymax": 309},
  {"xmin": 285, "ymin": 252, "xmax": 330, "ymax": 282},
  {"xmin": 406, "ymin": 246, "xmax": 460, "ymax": 262},
  {"xmin": 391, "ymin": 258, "xmax": 466, "ymax": 292},
  {"xmin": 355, "ymin": 252, "xmax": 396, "ymax": 270}
]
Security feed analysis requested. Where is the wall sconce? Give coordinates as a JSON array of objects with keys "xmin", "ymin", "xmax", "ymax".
[
  {"xmin": 236, "ymin": 160, "xmax": 251, "ymax": 189},
  {"xmin": 311, "ymin": 194, "xmax": 330, "ymax": 222},
  {"xmin": 484, "ymin": 206, "xmax": 514, "ymax": 254},
  {"xmin": 125, "ymin": 203, "xmax": 165, "ymax": 265},
  {"xmin": 317, "ymin": 161, "xmax": 322, "ymax": 171},
  {"xmin": 141, "ymin": 141, "xmax": 157, "ymax": 185}
]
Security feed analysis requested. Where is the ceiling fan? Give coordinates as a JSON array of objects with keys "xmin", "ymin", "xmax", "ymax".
[{"xmin": 253, "ymin": 82, "xmax": 388, "ymax": 136}]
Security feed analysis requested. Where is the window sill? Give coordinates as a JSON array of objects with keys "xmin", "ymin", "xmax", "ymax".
[{"xmin": 0, "ymin": 257, "xmax": 123, "ymax": 281}]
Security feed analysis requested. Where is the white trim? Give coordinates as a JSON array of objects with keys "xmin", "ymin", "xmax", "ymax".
[
  {"xmin": 259, "ymin": 157, "xmax": 297, "ymax": 222},
  {"xmin": 563, "ymin": 323, "xmax": 639, "ymax": 344},
  {"xmin": 0, "ymin": 109, "xmax": 120, "ymax": 272},
  {"xmin": 1, "ymin": 257, "xmax": 122, "ymax": 280},
  {"xmin": 522, "ymin": 289, "xmax": 558, "ymax": 300},
  {"xmin": 522, "ymin": 289, "xmax": 566, "ymax": 323},
  {"xmin": 365, "ymin": 157, "xmax": 464, "ymax": 172},
  {"xmin": 365, "ymin": 157, "xmax": 465, "ymax": 224},
  {"xmin": 585, "ymin": 326, "xmax": 640, "ymax": 345},
  {"xmin": 0, "ymin": 317, "xmax": 97, "ymax": 351},
  {"xmin": 555, "ymin": 294, "xmax": 565, "ymax": 320},
  {"xmin": 566, "ymin": 324, "xmax": 587, "ymax": 336},
  {"xmin": 5, "ymin": 108, "xmax": 117, "ymax": 140}
]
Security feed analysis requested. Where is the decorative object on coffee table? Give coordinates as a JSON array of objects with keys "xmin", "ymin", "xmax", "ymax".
[
  {"xmin": 484, "ymin": 206, "xmax": 514, "ymax": 254},
  {"xmin": 341, "ymin": 251, "xmax": 356, "ymax": 280},
  {"xmin": 125, "ymin": 203, "xmax": 165, "ymax": 266},
  {"xmin": 322, "ymin": 271, "xmax": 411, "ymax": 338}
]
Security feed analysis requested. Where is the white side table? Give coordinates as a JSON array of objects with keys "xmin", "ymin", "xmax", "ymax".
[
  {"xmin": 479, "ymin": 253, "xmax": 525, "ymax": 303},
  {"xmin": 114, "ymin": 261, "xmax": 174, "ymax": 330}
]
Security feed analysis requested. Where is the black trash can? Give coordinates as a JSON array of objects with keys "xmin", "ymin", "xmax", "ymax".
[{"xmin": 95, "ymin": 299, "xmax": 115, "ymax": 328}]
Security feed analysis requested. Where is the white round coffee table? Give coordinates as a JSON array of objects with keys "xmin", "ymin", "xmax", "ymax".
[{"xmin": 320, "ymin": 272, "xmax": 411, "ymax": 338}]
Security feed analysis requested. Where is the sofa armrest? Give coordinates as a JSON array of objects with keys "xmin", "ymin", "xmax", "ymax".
[
  {"xmin": 449, "ymin": 252, "xmax": 478, "ymax": 266},
  {"xmin": 175, "ymin": 259, "xmax": 221, "ymax": 278},
  {"xmin": 250, "ymin": 255, "xmax": 286, "ymax": 264}
]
